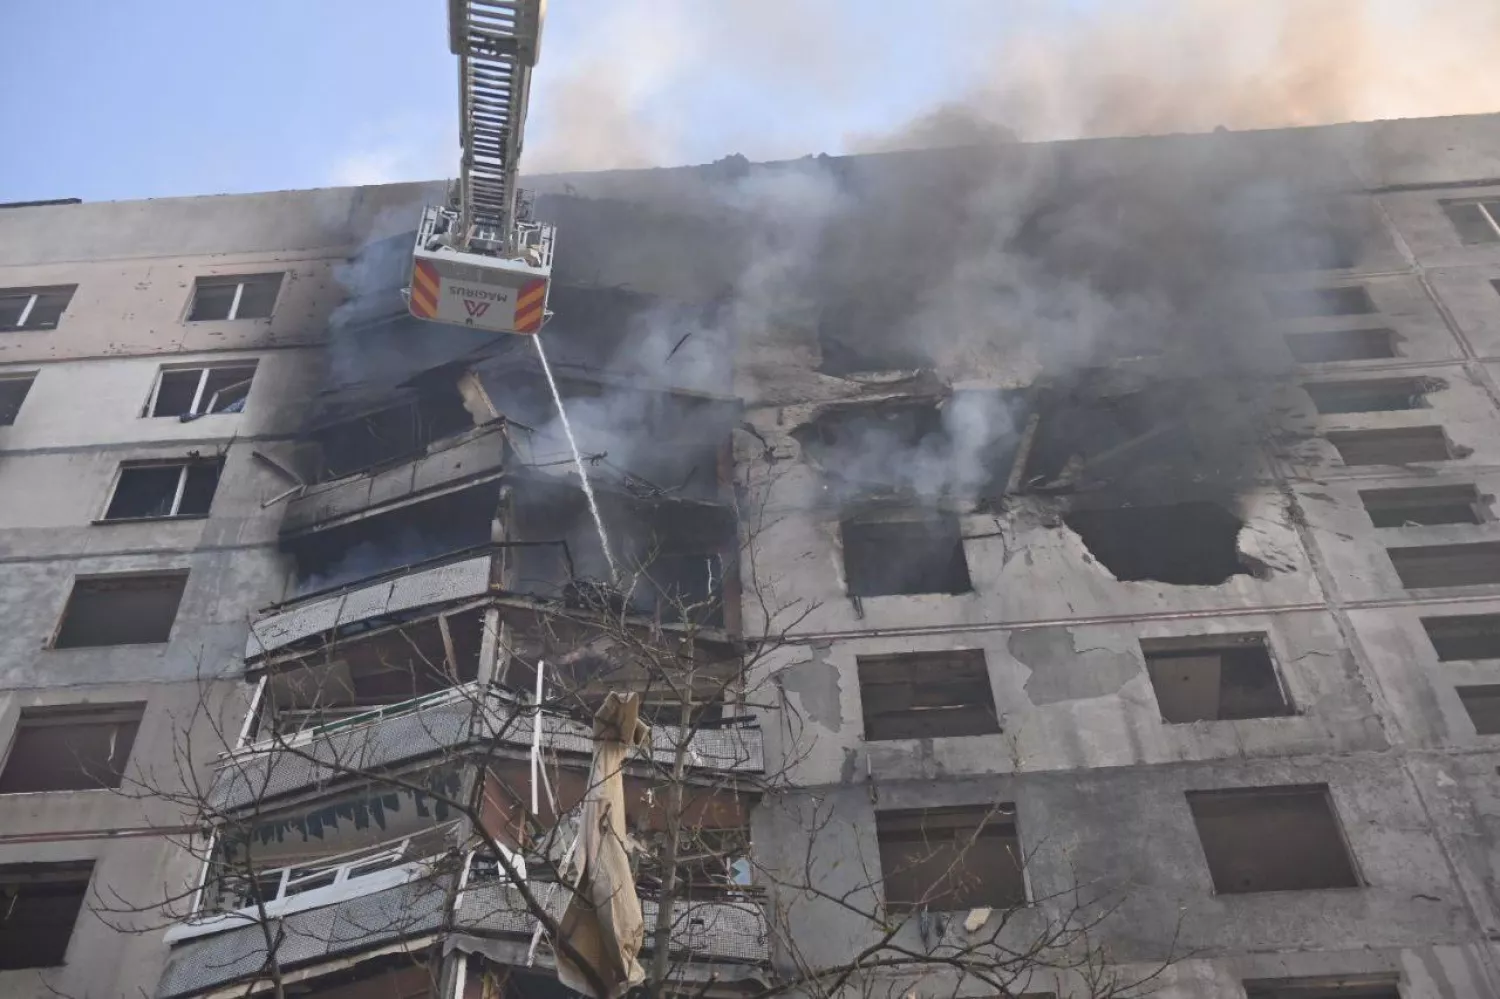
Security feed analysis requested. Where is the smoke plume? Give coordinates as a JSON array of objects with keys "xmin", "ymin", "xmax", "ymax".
[{"xmin": 525, "ymin": 0, "xmax": 1500, "ymax": 173}]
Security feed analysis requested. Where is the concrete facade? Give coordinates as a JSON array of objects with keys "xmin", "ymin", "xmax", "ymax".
[{"xmin": 3, "ymin": 114, "xmax": 1500, "ymax": 998}]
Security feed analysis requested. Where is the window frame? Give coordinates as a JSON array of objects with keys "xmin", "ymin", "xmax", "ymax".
[
  {"xmin": 0, "ymin": 860, "xmax": 95, "ymax": 970},
  {"xmin": 0, "ymin": 703, "xmax": 146, "ymax": 794},
  {"xmin": 1441, "ymin": 198, "xmax": 1500, "ymax": 244},
  {"xmin": 1140, "ymin": 632, "xmax": 1295, "ymax": 723},
  {"xmin": 143, "ymin": 362, "xmax": 257, "ymax": 419},
  {"xmin": 875, "ymin": 804, "xmax": 1028, "ymax": 912},
  {"xmin": 185, "ymin": 274, "xmax": 282, "ymax": 322},
  {"xmin": 99, "ymin": 458, "xmax": 223, "ymax": 522},
  {"xmin": 51, "ymin": 570, "xmax": 191, "ymax": 649},
  {"xmin": 0, "ymin": 285, "xmax": 76, "ymax": 332},
  {"xmin": 1186, "ymin": 784, "xmax": 1363, "ymax": 895},
  {"xmin": 0, "ymin": 371, "xmax": 37, "ymax": 427}
]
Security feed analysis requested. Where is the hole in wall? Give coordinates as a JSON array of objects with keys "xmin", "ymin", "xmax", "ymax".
[{"xmin": 1064, "ymin": 501, "xmax": 1250, "ymax": 585}]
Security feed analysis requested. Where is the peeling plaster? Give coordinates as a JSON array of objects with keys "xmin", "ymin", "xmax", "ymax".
[
  {"xmin": 777, "ymin": 641, "xmax": 843, "ymax": 732},
  {"xmin": 1012, "ymin": 626, "xmax": 1141, "ymax": 705}
]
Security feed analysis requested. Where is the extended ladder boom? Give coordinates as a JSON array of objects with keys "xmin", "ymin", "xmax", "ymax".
[
  {"xmin": 409, "ymin": 0, "xmax": 555, "ymax": 335},
  {"xmin": 451, "ymin": 0, "xmax": 543, "ymax": 239}
]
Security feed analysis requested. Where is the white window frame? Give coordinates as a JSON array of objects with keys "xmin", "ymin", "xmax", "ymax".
[
  {"xmin": 187, "ymin": 275, "xmax": 278, "ymax": 322},
  {"xmin": 1471, "ymin": 200, "xmax": 1500, "ymax": 241},
  {"xmin": 101, "ymin": 460, "xmax": 215, "ymax": 521},
  {"xmin": 144, "ymin": 363, "xmax": 255, "ymax": 419},
  {"xmin": 0, "ymin": 286, "xmax": 72, "ymax": 331}
]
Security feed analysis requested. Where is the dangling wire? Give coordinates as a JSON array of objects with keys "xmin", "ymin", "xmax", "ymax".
[{"xmin": 532, "ymin": 334, "xmax": 619, "ymax": 584}]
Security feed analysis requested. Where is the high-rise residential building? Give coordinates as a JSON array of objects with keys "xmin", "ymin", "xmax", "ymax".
[{"xmin": 3, "ymin": 112, "xmax": 1500, "ymax": 999}]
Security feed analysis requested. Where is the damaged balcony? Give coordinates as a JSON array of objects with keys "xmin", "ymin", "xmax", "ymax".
[
  {"xmin": 279, "ymin": 352, "xmax": 740, "ymax": 539},
  {"xmin": 162, "ymin": 709, "xmax": 766, "ymax": 999},
  {"xmin": 209, "ymin": 681, "xmax": 763, "ymax": 815}
]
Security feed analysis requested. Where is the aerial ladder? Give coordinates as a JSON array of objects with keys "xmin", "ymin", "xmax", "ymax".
[{"xmin": 409, "ymin": 0, "xmax": 554, "ymax": 335}]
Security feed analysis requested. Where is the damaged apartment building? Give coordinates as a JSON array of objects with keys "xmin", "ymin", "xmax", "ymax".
[{"xmin": 5, "ymin": 112, "xmax": 1500, "ymax": 999}]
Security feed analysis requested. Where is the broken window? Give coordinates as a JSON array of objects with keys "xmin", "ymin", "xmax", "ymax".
[
  {"xmin": 1422, "ymin": 614, "xmax": 1500, "ymax": 661},
  {"xmin": 1360, "ymin": 484, "xmax": 1486, "ymax": 527},
  {"xmin": 260, "ymin": 610, "xmax": 483, "ymax": 737},
  {"xmin": 1244, "ymin": 978, "xmax": 1400, "ymax": 999},
  {"xmin": 0, "ymin": 372, "xmax": 35, "ymax": 426},
  {"xmin": 1065, "ymin": 502, "xmax": 1248, "ymax": 586},
  {"xmin": 1327, "ymin": 427, "xmax": 1453, "ymax": 465},
  {"xmin": 1187, "ymin": 785, "xmax": 1359, "ymax": 894},
  {"xmin": 0, "ymin": 285, "xmax": 75, "ymax": 332},
  {"xmin": 1456, "ymin": 685, "xmax": 1500, "ymax": 735},
  {"xmin": 286, "ymin": 482, "xmax": 498, "ymax": 594},
  {"xmin": 53, "ymin": 572, "xmax": 188, "ymax": 648},
  {"xmin": 0, "ymin": 861, "xmax": 94, "ymax": 969},
  {"xmin": 187, "ymin": 273, "xmax": 282, "ymax": 321},
  {"xmin": 102, "ymin": 459, "xmax": 222, "ymax": 520},
  {"xmin": 311, "ymin": 391, "xmax": 474, "ymax": 480},
  {"xmin": 841, "ymin": 511, "xmax": 971, "ymax": 597},
  {"xmin": 857, "ymin": 649, "xmax": 1000, "ymax": 740},
  {"xmin": 146, "ymin": 362, "xmax": 257, "ymax": 418},
  {"xmin": 1284, "ymin": 328, "xmax": 1398, "ymax": 363},
  {"xmin": 1387, "ymin": 542, "xmax": 1500, "ymax": 588},
  {"xmin": 1441, "ymin": 199, "xmax": 1500, "ymax": 244},
  {"xmin": 1304, "ymin": 378, "xmax": 1431, "ymax": 414},
  {"xmin": 1142, "ymin": 634, "xmax": 1292, "ymax": 723},
  {"xmin": 632, "ymin": 551, "xmax": 726, "ymax": 628},
  {"xmin": 0, "ymin": 704, "xmax": 143, "ymax": 793},
  {"xmin": 1266, "ymin": 285, "xmax": 1376, "ymax": 318},
  {"xmin": 877, "ymin": 805, "xmax": 1025, "ymax": 911}
]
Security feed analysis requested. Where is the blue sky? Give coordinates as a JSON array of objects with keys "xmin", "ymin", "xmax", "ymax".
[
  {"xmin": 0, "ymin": 0, "xmax": 1017, "ymax": 204},
  {"xmin": 4, "ymin": 2, "xmax": 1496, "ymax": 204}
]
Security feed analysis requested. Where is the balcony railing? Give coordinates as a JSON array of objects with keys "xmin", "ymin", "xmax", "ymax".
[
  {"xmin": 210, "ymin": 683, "xmax": 763, "ymax": 813},
  {"xmin": 245, "ymin": 550, "xmax": 496, "ymax": 659}
]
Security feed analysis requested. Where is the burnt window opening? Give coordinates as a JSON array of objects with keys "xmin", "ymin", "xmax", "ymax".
[
  {"xmin": 1187, "ymin": 785, "xmax": 1360, "ymax": 894},
  {"xmin": 53, "ymin": 572, "xmax": 189, "ymax": 649},
  {"xmin": 1327, "ymin": 427, "xmax": 1454, "ymax": 466},
  {"xmin": 260, "ymin": 612, "xmax": 484, "ymax": 738},
  {"xmin": 0, "ymin": 285, "xmax": 75, "ymax": 332},
  {"xmin": 310, "ymin": 390, "xmax": 475, "ymax": 481},
  {"xmin": 1243, "ymin": 978, "xmax": 1401, "ymax": 999},
  {"xmin": 285, "ymin": 482, "xmax": 499, "ymax": 595},
  {"xmin": 1457, "ymin": 685, "xmax": 1500, "ymax": 735},
  {"xmin": 0, "ymin": 861, "xmax": 94, "ymax": 969},
  {"xmin": 0, "ymin": 372, "xmax": 35, "ymax": 426},
  {"xmin": 1422, "ymin": 614, "xmax": 1500, "ymax": 661},
  {"xmin": 0, "ymin": 704, "xmax": 143, "ymax": 793},
  {"xmin": 1387, "ymin": 542, "xmax": 1500, "ymax": 589},
  {"xmin": 1065, "ymin": 502, "xmax": 1250, "ymax": 586},
  {"xmin": 1360, "ymin": 484, "xmax": 1486, "ymax": 528},
  {"xmin": 841, "ymin": 512, "xmax": 972, "ymax": 597},
  {"xmin": 1284, "ymin": 328, "xmax": 1398, "ymax": 363},
  {"xmin": 1019, "ymin": 381, "xmax": 1215, "ymax": 494},
  {"xmin": 1441, "ymin": 199, "xmax": 1500, "ymax": 245},
  {"xmin": 102, "ymin": 459, "xmax": 222, "ymax": 521},
  {"xmin": 877, "ymin": 805, "xmax": 1025, "ymax": 911},
  {"xmin": 187, "ymin": 273, "xmax": 282, "ymax": 321},
  {"xmin": 1304, "ymin": 378, "xmax": 1432, "ymax": 414},
  {"xmin": 1266, "ymin": 285, "xmax": 1375, "ymax": 318},
  {"xmin": 858, "ymin": 649, "xmax": 999, "ymax": 740},
  {"xmin": 147, "ymin": 363, "xmax": 258, "ymax": 419},
  {"xmin": 628, "ymin": 551, "xmax": 726, "ymax": 628},
  {"xmin": 1142, "ymin": 634, "xmax": 1292, "ymax": 723},
  {"xmin": 796, "ymin": 392, "xmax": 1016, "ymax": 501}
]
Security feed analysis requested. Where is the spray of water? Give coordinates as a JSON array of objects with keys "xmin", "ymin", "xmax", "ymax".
[{"xmin": 532, "ymin": 333, "xmax": 620, "ymax": 584}]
